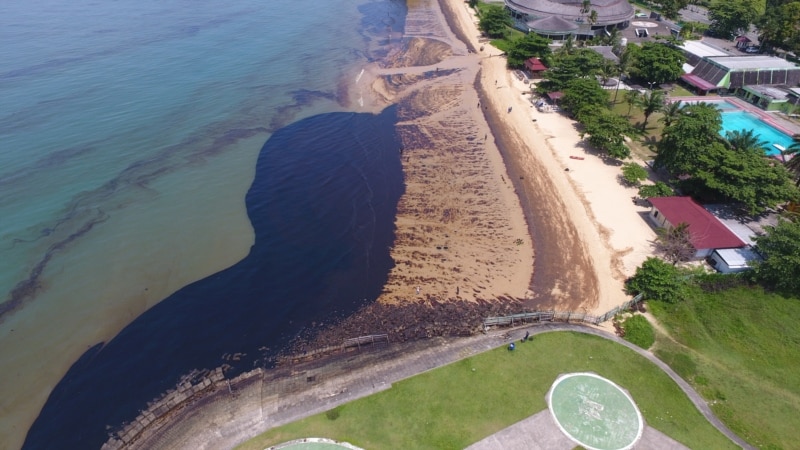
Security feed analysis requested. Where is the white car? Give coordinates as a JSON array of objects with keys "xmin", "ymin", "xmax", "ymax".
[
  {"xmin": 635, "ymin": 12, "xmax": 648, "ymax": 18},
  {"xmin": 744, "ymin": 46, "xmax": 759, "ymax": 53}
]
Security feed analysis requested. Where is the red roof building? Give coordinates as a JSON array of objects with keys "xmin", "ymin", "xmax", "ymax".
[
  {"xmin": 648, "ymin": 196, "xmax": 746, "ymax": 258},
  {"xmin": 524, "ymin": 57, "xmax": 548, "ymax": 76}
]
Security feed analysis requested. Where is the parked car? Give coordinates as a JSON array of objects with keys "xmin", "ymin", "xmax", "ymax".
[
  {"xmin": 744, "ymin": 46, "xmax": 759, "ymax": 53},
  {"xmin": 635, "ymin": 12, "xmax": 648, "ymax": 18}
]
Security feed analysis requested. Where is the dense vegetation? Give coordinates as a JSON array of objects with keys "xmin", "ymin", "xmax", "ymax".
[
  {"xmin": 654, "ymin": 102, "xmax": 799, "ymax": 214},
  {"xmin": 750, "ymin": 218, "xmax": 800, "ymax": 295},
  {"xmin": 626, "ymin": 257, "xmax": 689, "ymax": 302},
  {"xmin": 625, "ymin": 43, "xmax": 685, "ymax": 86},
  {"xmin": 477, "ymin": 4, "xmax": 512, "ymax": 39}
]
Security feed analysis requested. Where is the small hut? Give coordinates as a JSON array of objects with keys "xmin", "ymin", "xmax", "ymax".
[{"xmin": 524, "ymin": 57, "xmax": 548, "ymax": 78}]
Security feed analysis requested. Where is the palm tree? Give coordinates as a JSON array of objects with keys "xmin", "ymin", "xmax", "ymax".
[
  {"xmin": 787, "ymin": 133, "xmax": 800, "ymax": 155},
  {"xmin": 613, "ymin": 46, "xmax": 634, "ymax": 102},
  {"xmin": 558, "ymin": 34, "xmax": 575, "ymax": 56},
  {"xmin": 597, "ymin": 59, "xmax": 618, "ymax": 87},
  {"xmin": 659, "ymin": 100, "xmax": 684, "ymax": 127},
  {"xmin": 581, "ymin": 0, "xmax": 591, "ymax": 13},
  {"xmin": 588, "ymin": 9, "xmax": 598, "ymax": 25},
  {"xmin": 640, "ymin": 90, "xmax": 666, "ymax": 130},
  {"xmin": 725, "ymin": 129, "xmax": 768, "ymax": 154},
  {"xmin": 625, "ymin": 90, "xmax": 642, "ymax": 118},
  {"xmin": 786, "ymin": 156, "xmax": 800, "ymax": 187}
]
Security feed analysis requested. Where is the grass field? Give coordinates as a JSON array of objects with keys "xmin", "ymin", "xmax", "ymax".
[
  {"xmin": 238, "ymin": 331, "xmax": 737, "ymax": 450},
  {"xmin": 650, "ymin": 285, "xmax": 800, "ymax": 450}
]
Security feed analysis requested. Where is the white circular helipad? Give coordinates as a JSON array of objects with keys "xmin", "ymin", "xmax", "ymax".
[
  {"xmin": 268, "ymin": 438, "xmax": 363, "ymax": 450},
  {"xmin": 547, "ymin": 373, "xmax": 643, "ymax": 450},
  {"xmin": 631, "ymin": 21, "xmax": 659, "ymax": 27}
]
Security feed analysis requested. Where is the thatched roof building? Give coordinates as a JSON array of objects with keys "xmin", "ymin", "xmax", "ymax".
[{"xmin": 506, "ymin": 0, "xmax": 634, "ymax": 38}]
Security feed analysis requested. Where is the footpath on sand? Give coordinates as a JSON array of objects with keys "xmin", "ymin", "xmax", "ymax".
[{"xmin": 127, "ymin": 324, "xmax": 753, "ymax": 450}]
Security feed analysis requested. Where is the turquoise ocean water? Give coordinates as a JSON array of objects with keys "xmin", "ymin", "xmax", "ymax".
[{"xmin": 0, "ymin": 0, "xmax": 407, "ymax": 447}]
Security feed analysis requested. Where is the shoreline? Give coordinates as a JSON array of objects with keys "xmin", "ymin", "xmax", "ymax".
[{"xmin": 98, "ymin": 0, "xmax": 662, "ymax": 446}]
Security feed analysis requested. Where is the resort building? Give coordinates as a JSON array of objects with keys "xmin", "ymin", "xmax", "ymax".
[
  {"xmin": 680, "ymin": 55, "xmax": 800, "ymax": 95},
  {"xmin": 737, "ymin": 84, "xmax": 796, "ymax": 111},
  {"xmin": 678, "ymin": 40, "xmax": 730, "ymax": 68},
  {"xmin": 707, "ymin": 247, "xmax": 762, "ymax": 273},
  {"xmin": 647, "ymin": 196, "xmax": 746, "ymax": 259},
  {"xmin": 505, "ymin": 0, "xmax": 635, "ymax": 39}
]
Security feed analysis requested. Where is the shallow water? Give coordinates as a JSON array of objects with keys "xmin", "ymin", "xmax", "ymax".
[
  {"xmin": 24, "ymin": 108, "xmax": 405, "ymax": 449},
  {"xmin": 0, "ymin": 0, "xmax": 408, "ymax": 446}
]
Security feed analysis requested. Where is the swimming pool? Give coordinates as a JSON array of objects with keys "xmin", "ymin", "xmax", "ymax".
[
  {"xmin": 720, "ymin": 111, "xmax": 794, "ymax": 155},
  {"xmin": 683, "ymin": 100, "xmax": 794, "ymax": 155}
]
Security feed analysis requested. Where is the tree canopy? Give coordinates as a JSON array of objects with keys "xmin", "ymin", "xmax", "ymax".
[
  {"xmin": 539, "ymin": 48, "xmax": 605, "ymax": 92},
  {"xmin": 561, "ymin": 78, "xmax": 609, "ymax": 116},
  {"xmin": 655, "ymin": 102, "xmax": 799, "ymax": 214},
  {"xmin": 660, "ymin": 0, "xmax": 690, "ymax": 19},
  {"xmin": 655, "ymin": 102, "xmax": 723, "ymax": 175},
  {"xmin": 505, "ymin": 33, "xmax": 552, "ymax": 69},
  {"xmin": 478, "ymin": 4, "xmax": 512, "ymax": 39},
  {"xmin": 751, "ymin": 218, "xmax": 800, "ymax": 295},
  {"xmin": 758, "ymin": 1, "xmax": 800, "ymax": 53},
  {"xmin": 708, "ymin": 0, "xmax": 762, "ymax": 38},
  {"xmin": 639, "ymin": 181, "xmax": 675, "ymax": 198},
  {"xmin": 625, "ymin": 257, "xmax": 688, "ymax": 303},
  {"xmin": 627, "ymin": 43, "xmax": 685, "ymax": 85},
  {"xmin": 578, "ymin": 104, "xmax": 634, "ymax": 159}
]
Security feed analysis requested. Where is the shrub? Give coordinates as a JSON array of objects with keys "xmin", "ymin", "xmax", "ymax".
[
  {"xmin": 638, "ymin": 181, "xmax": 674, "ymax": 198},
  {"xmin": 621, "ymin": 314, "xmax": 655, "ymax": 349},
  {"xmin": 626, "ymin": 257, "xmax": 688, "ymax": 303},
  {"xmin": 325, "ymin": 406, "xmax": 343, "ymax": 421},
  {"xmin": 621, "ymin": 162, "xmax": 648, "ymax": 186}
]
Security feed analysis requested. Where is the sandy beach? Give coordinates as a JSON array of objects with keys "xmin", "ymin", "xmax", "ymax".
[{"xmin": 442, "ymin": 0, "xmax": 657, "ymax": 312}]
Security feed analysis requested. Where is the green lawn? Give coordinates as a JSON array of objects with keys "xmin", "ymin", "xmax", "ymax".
[
  {"xmin": 651, "ymin": 286, "xmax": 800, "ymax": 450},
  {"xmin": 238, "ymin": 332, "xmax": 737, "ymax": 450}
]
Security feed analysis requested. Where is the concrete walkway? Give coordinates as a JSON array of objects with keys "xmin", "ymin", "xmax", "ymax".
[
  {"xmin": 128, "ymin": 324, "xmax": 754, "ymax": 450},
  {"xmin": 465, "ymin": 409, "xmax": 689, "ymax": 450}
]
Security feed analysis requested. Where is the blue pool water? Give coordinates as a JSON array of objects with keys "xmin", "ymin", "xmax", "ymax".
[{"xmin": 720, "ymin": 111, "xmax": 794, "ymax": 155}]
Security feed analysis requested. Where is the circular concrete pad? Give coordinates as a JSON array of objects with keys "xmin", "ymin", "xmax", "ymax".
[
  {"xmin": 547, "ymin": 373, "xmax": 643, "ymax": 450},
  {"xmin": 270, "ymin": 437, "xmax": 363, "ymax": 450}
]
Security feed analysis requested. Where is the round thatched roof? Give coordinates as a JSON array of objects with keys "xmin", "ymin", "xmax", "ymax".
[
  {"xmin": 507, "ymin": 0, "xmax": 634, "ymax": 27},
  {"xmin": 527, "ymin": 15, "xmax": 579, "ymax": 33}
]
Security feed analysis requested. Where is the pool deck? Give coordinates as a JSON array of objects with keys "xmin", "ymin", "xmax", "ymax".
[{"xmin": 669, "ymin": 95, "xmax": 800, "ymax": 138}]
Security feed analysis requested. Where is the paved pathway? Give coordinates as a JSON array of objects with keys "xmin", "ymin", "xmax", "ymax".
[
  {"xmin": 130, "ymin": 324, "xmax": 754, "ymax": 450},
  {"xmin": 465, "ymin": 409, "xmax": 689, "ymax": 450}
]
